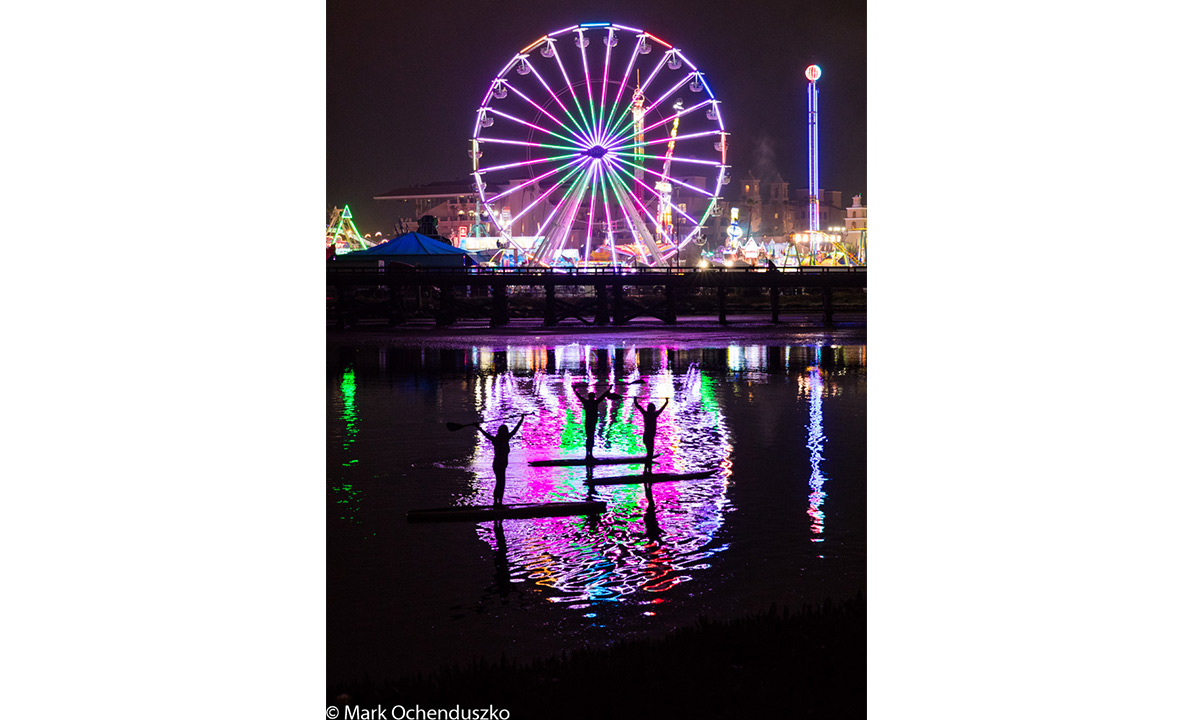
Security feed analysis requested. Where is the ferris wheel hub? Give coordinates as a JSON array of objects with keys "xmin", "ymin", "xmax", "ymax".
[{"xmin": 584, "ymin": 145, "xmax": 609, "ymax": 159}]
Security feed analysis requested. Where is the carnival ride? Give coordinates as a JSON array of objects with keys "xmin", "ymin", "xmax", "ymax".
[
  {"xmin": 470, "ymin": 23, "xmax": 728, "ymax": 268},
  {"xmin": 326, "ymin": 205, "xmax": 378, "ymax": 254}
]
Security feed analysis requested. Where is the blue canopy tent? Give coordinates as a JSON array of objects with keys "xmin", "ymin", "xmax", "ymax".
[{"xmin": 336, "ymin": 232, "xmax": 477, "ymax": 268}]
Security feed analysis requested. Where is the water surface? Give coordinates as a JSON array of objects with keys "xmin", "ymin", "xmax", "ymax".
[{"xmin": 328, "ymin": 335, "xmax": 866, "ymax": 680}]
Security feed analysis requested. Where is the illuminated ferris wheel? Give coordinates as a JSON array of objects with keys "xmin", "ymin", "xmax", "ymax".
[{"xmin": 470, "ymin": 22, "xmax": 728, "ymax": 266}]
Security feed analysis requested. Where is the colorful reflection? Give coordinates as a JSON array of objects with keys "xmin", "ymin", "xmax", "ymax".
[
  {"xmin": 338, "ymin": 367, "xmax": 359, "ymax": 455},
  {"xmin": 462, "ymin": 344, "xmax": 734, "ymax": 609},
  {"xmin": 331, "ymin": 366, "xmax": 362, "ymax": 524},
  {"xmin": 803, "ymin": 348, "xmax": 827, "ymax": 542}
]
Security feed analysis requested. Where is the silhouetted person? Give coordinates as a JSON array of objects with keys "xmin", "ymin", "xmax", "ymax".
[
  {"xmin": 492, "ymin": 519, "xmax": 511, "ymax": 596},
  {"xmin": 573, "ymin": 384, "xmax": 616, "ymax": 458},
  {"xmin": 477, "ymin": 414, "xmax": 527, "ymax": 505},
  {"xmin": 643, "ymin": 480, "xmax": 663, "ymax": 542},
  {"xmin": 634, "ymin": 397, "xmax": 669, "ymax": 459}
]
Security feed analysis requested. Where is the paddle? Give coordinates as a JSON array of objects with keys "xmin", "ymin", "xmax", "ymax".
[
  {"xmin": 446, "ymin": 413, "xmax": 527, "ymax": 431},
  {"xmin": 571, "ymin": 378, "xmax": 645, "ymax": 387}
]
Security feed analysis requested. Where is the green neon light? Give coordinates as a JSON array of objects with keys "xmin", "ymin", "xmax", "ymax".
[
  {"xmin": 485, "ymin": 137, "xmax": 588, "ymax": 154},
  {"xmin": 340, "ymin": 367, "xmax": 359, "ymax": 448},
  {"xmin": 699, "ymin": 374, "xmax": 718, "ymax": 413}
]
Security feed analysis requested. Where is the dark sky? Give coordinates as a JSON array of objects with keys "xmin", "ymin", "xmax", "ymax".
[{"xmin": 328, "ymin": 0, "xmax": 865, "ymax": 235}]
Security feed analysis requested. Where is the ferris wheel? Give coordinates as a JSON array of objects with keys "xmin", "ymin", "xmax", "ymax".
[{"xmin": 470, "ymin": 22, "xmax": 728, "ymax": 267}]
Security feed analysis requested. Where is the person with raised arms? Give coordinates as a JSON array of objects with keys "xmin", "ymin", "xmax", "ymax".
[
  {"xmin": 573, "ymin": 384, "xmax": 617, "ymax": 459},
  {"xmin": 634, "ymin": 397, "xmax": 669, "ymax": 460},
  {"xmin": 476, "ymin": 414, "xmax": 528, "ymax": 505}
]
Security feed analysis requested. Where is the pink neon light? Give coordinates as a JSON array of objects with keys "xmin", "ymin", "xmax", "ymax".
[
  {"xmin": 522, "ymin": 60, "xmax": 590, "ymax": 141},
  {"xmin": 487, "ymin": 107, "xmax": 577, "ymax": 144},
  {"xmin": 632, "ymin": 128, "xmax": 722, "ymax": 151},
  {"xmin": 611, "ymin": 151, "xmax": 722, "ymax": 168},
  {"xmin": 601, "ymin": 163, "xmax": 656, "ymax": 261},
  {"xmin": 606, "ymin": 98, "xmax": 710, "ymax": 148},
  {"xmin": 482, "ymin": 165, "xmax": 566, "ymax": 204},
  {"xmin": 599, "ymin": 30, "xmax": 646, "ymax": 139},
  {"xmin": 600, "ymin": 156, "xmax": 671, "ymax": 239},
  {"xmin": 610, "ymin": 160, "xmax": 701, "ymax": 226},
  {"xmin": 607, "ymin": 153, "xmax": 713, "ymax": 206},
  {"xmin": 477, "ymin": 153, "xmax": 574, "ymax": 175},
  {"xmin": 503, "ymin": 157, "xmax": 590, "ymax": 228},
  {"xmin": 498, "ymin": 81, "xmax": 590, "ymax": 146},
  {"xmin": 576, "ymin": 30, "xmax": 598, "ymax": 145}
]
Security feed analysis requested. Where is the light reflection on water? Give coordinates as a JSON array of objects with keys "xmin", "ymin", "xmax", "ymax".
[
  {"xmin": 328, "ymin": 340, "xmax": 865, "ymax": 611},
  {"xmin": 327, "ymin": 338, "xmax": 865, "ymax": 676},
  {"xmin": 415, "ymin": 341, "xmax": 864, "ymax": 614},
  {"xmin": 460, "ymin": 349, "xmax": 735, "ymax": 610},
  {"xmin": 331, "ymin": 367, "xmax": 362, "ymax": 523}
]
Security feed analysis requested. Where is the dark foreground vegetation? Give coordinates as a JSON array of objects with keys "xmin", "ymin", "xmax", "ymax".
[{"xmin": 329, "ymin": 593, "xmax": 865, "ymax": 719}]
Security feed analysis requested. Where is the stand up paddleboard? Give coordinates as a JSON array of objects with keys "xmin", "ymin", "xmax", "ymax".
[
  {"xmin": 529, "ymin": 454, "xmax": 658, "ymax": 467},
  {"xmin": 407, "ymin": 500, "xmax": 606, "ymax": 523},
  {"xmin": 587, "ymin": 468, "xmax": 719, "ymax": 486}
]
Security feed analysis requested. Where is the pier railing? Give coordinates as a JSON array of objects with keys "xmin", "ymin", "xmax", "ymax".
[{"xmin": 326, "ymin": 264, "xmax": 866, "ymax": 328}]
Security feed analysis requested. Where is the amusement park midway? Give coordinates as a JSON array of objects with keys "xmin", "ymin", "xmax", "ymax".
[{"xmin": 328, "ymin": 1, "xmax": 866, "ymax": 249}]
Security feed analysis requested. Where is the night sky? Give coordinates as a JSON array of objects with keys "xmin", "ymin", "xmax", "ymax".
[{"xmin": 328, "ymin": 0, "xmax": 865, "ymax": 235}]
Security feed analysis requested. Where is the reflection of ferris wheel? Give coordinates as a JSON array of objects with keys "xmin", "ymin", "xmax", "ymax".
[{"xmin": 470, "ymin": 22, "xmax": 728, "ymax": 267}]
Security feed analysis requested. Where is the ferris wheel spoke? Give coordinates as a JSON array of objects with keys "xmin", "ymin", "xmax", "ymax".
[
  {"xmin": 604, "ymin": 154, "xmax": 702, "ymax": 231},
  {"xmin": 575, "ymin": 29, "xmax": 600, "ymax": 145},
  {"xmin": 597, "ymin": 28, "xmax": 615, "ymax": 134},
  {"xmin": 608, "ymin": 150, "xmax": 724, "ymax": 169},
  {"xmin": 598, "ymin": 35, "xmax": 644, "ymax": 142},
  {"xmin": 600, "ymin": 157, "xmax": 672, "ymax": 239},
  {"xmin": 603, "ymin": 50, "xmax": 671, "ymax": 143},
  {"xmin": 476, "ymin": 151, "xmax": 578, "ymax": 175},
  {"xmin": 500, "ymin": 156, "xmax": 591, "ymax": 230},
  {"xmin": 477, "ymin": 136, "xmax": 580, "ymax": 154},
  {"xmin": 533, "ymin": 162, "xmax": 594, "ymax": 264},
  {"xmin": 477, "ymin": 164, "xmax": 573, "ymax": 206},
  {"xmin": 610, "ymin": 152, "xmax": 717, "ymax": 199},
  {"xmin": 628, "ymin": 128, "xmax": 723, "ymax": 154},
  {"xmin": 535, "ymin": 160, "xmax": 591, "ymax": 235},
  {"xmin": 549, "ymin": 39, "xmax": 593, "ymax": 147},
  {"xmin": 607, "ymin": 72, "xmax": 696, "ymax": 143},
  {"xmin": 582, "ymin": 160, "xmax": 601, "ymax": 262},
  {"xmin": 606, "ymin": 97, "xmax": 711, "ymax": 149},
  {"xmin": 596, "ymin": 168, "xmax": 628, "ymax": 260},
  {"xmin": 598, "ymin": 164, "xmax": 654, "ymax": 264},
  {"xmin": 484, "ymin": 107, "xmax": 582, "ymax": 147},
  {"xmin": 520, "ymin": 55, "xmax": 592, "ymax": 144},
  {"xmin": 496, "ymin": 81, "xmax": 591, "ymax": 147}
]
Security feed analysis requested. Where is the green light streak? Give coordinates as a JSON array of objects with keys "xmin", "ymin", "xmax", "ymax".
[
  {"xmin": 478, "ymin": 150, "xmax": 587, "ymax": 176},
  {"xmin": 481, "ymin": 137, "xmax": 588, "ymax": 154},
  {"xmin": 340, "ymin": 367, "xmax": 359, "ymax": 450},
  {"xmin": 699, "ymin": 374, "xmax": 719, "ymax": 413}
]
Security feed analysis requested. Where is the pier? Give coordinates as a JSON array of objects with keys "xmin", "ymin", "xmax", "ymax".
[{"xmin": 327, "ymin": 265, "xmax": 866, "ymax": 328}]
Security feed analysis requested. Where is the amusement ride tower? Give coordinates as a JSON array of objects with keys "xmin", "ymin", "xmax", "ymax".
[{"xmin": 805, "ymin": 64, "xmax": 821, "ymax": 232}]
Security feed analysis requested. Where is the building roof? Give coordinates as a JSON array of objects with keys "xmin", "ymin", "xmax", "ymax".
[
  {"xmin": 348, "ymin": 232, "xmax": 470, "ymax": 256},
  {"xmin": 374, "ymin": 180, "xmax": 477, "ymax": 200}
]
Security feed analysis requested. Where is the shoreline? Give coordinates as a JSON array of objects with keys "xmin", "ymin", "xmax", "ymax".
[
  {"xmin": 326, "ymin": 312, "xmax": 866, "ymax": 347},
  {"xmin": 329, "ymin": 595, "xmax": 866, "ymax": 719}
]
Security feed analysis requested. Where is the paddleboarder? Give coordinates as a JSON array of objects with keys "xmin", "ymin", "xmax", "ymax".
[
  {"xmin": 634, "ymin": 397, "xmax": 669, "ymax": 459},
  {"xmin": 573, "ymin": 384, "xmax": 617, "ymax": 458},
  {"xmin": 477, "ymin": 414, "xmax": 527, "ymax": 505}
]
